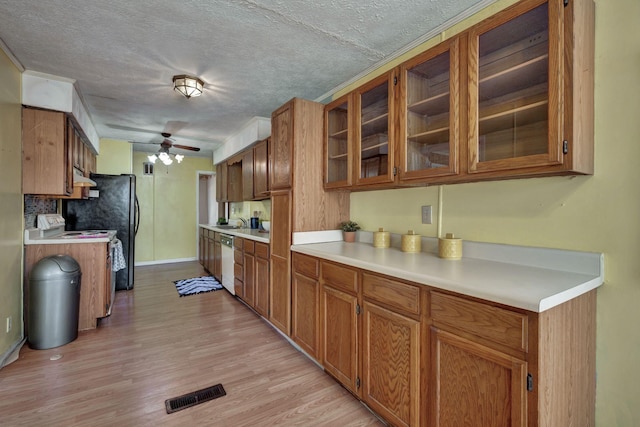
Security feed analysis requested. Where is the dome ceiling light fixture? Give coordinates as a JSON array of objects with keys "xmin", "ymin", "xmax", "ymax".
[{"xmin": 172, "ymin": 74, "xmax": 204, "ymax": 98}]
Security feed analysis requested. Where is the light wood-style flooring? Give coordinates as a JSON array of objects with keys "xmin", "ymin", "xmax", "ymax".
[{"xmin": 0, "ymin": 261, "xmax": 384, "ymax": 426}]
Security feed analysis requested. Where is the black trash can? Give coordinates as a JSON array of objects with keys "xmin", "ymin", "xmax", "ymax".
[{"xmin": 28, "ymin": 255, "xmax": 81, "ymax": 350}]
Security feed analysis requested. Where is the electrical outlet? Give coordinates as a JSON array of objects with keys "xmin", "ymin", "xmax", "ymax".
[
  {"xmin": 6, "ymin": 316, "xmax": 11, "ymax": 333},
  {"xmin": 421, "ymin": 205, "xmax": 432, "ymax": 224}
]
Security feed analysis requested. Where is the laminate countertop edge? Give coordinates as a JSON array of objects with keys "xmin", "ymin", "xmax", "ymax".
[
  {"xmin": 291, "ymin": 240, "xmax": 604, "ymax": 313},
  {"xmin": 200, "ymin": 224, "xmax": 270, "ymax": 243}
]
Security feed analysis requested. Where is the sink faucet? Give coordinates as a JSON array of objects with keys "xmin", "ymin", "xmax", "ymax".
[{"xmin": 238, "ymin": 217, "xmax": 248, "ymax": 229}]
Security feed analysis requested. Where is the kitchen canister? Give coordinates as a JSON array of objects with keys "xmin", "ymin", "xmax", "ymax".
[
  {"xmin": 401, "ymin": 230, "xmax": 421, "ymax": 253},
  {"xmin": 373, "ymin": 228, "xmax": 390, "ymax": 248},
  {"xmin": 439, "ymin": 233, "xmax": 463, "ymax": 260}
]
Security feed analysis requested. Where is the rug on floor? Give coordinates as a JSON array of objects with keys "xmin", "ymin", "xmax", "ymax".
[{"xmin": 174, "ymin": 276, "xmax": 223, "ymax": 297}]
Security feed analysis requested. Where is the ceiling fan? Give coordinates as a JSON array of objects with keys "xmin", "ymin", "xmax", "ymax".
[{"xmin": 144, "ymin": 133, "xmax": 201, "ymax": 165}]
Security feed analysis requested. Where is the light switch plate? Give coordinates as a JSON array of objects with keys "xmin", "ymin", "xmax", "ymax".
[{"xmin": 421, "ymin": 205, "xmax": 432, "ymax": 224}]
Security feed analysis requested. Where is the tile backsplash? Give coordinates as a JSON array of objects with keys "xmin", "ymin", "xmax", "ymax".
[{"xmin": 24, "ymin": 195, "xmax": 57, "ymax": 228}]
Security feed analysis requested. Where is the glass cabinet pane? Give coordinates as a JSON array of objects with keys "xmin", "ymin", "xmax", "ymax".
[
  {"xmin": 326, "ymin": 99, "xmax": 350, "ymax": 185},
  {"xmin": 359, "ymin": 80, "xmax": 390, "ymax": 181},
  {"xmin": 477, "ymin": 3, "xmax": 549, "ymax": 162},
  {"xmin": 405, "ymin": 50, "xmax": 452, "ymax": 173}
]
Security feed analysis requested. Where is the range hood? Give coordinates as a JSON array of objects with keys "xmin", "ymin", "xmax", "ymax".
[{"xmin": 73, "ymin": 168, "xmax": 97, "ymax": 187}]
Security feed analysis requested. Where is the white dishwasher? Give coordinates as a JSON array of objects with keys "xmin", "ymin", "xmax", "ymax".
[{"xmin": 220, "ymin": 234, "xmax": 235, "ymax": 295}]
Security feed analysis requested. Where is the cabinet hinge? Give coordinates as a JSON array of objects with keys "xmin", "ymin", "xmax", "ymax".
[
  {"xmin": 563, "ymin": 140, "xmax": 569, "ymax": 154},
  {"xmin": 393, "ymin": 76, "xmax": 398, "ymax": 86},
  {"xmin": 527, "ymin": 373, "xmax": 534, "ymax": 392},
  {"xmin": 356, "ymin": 304, "xmax": 361, "ymax": 315},
  {"xmin": 393, "ymin": 166, "xmax": 398, "ymax": 176},
  {"xmin": 356, "ymin": 377, "xmax": 361, "ymax": 389},
  {"xmin": 564, "ymin": 0, "xmax": 569, "ymax": 7}
]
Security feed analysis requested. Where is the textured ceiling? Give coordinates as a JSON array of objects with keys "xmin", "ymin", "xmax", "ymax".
[{"xmin": 0, "ymin": 0, "xmax": 489, "ymax": 158}]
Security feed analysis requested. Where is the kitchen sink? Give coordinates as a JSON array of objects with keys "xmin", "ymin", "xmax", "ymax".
[{"xmin": 215, "ymin": 225, "xmax": 240, "ymax": 229}]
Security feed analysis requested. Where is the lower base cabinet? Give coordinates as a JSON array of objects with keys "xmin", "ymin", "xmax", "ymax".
[
  {"xmin": 290, "ymin": 253, "xmax": 596, "ymax": 427},
  {"xmin": 24, "ymin": 242, "xmax": 111, "ymax": 330},
  {"xmin": 199, "ymin": 228, "xmax": 221, "ymax": 282},
  {"xmin": 234, "ymin": 237, "xmax": 270, "ymax": 315}
]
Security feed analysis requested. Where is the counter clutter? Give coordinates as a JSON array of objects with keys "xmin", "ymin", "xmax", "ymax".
[{"xmin": 291, "ymin": 230, "xmax": 603, "ymax": 312}]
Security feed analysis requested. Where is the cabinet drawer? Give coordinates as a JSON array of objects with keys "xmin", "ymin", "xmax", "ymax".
[
  {"xmin": 234, "ymin": 263, "xmax": 243, "ymax": 281},
  {"xmin": 293, "ymin": 253, "xmax": 319, "ymax": 279},
  {"xmin": 362, "ymin": 272, "xmax": 420, "ymax": 316},
  {"xmin": 244, "ymin": 239, "xmax": 255, "ymax": 254},
  {"xmin": 321, "ymin": 261, "xmax": 357, "ymax": 294},
  {"xmin": 255, "ymin": 242, "xmax": 269, "ymax": 259},
  {"xmin": 234, "ymin": 237, "xmax": 244, "ymax": 251},
  {"xmin": 431, "ymin": 291, "xmax": 528, "ymax": 353},
  {"xmin": 234, "ymin": 249, "xmax": 243, "ymax": 265}
]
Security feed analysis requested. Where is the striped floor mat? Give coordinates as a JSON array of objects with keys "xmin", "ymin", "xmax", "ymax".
[{"xmin": 174, "ymin": 276, "xmax": 223, "ymax": 297}]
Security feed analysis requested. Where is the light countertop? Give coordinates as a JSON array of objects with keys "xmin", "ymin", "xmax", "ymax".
[
  {"xmin": 200, "ymin": 224, "xmax": 270, "ymax": 243},
  {"xmin": 291, "ymin": 232, "xmax": 604, "ymax": 313},
  {"xmin": 24, "ymin": 228, "xmax": 116, "ymax": 245}
]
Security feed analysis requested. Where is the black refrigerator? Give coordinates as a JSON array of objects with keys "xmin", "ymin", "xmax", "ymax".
[{"xmin": 62, "ymin": 174, "xmax": 139, "ymax": 291}]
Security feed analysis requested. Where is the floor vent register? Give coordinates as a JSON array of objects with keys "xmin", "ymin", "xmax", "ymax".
[{"xmin": 165, "ymin": 383, "xmax": 227, "ymax": 414}]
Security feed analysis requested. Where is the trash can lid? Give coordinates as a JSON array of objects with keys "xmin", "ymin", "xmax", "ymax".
[{"xmin": 31, "ymin": 255, "xmax": 80, "ymax": 280}]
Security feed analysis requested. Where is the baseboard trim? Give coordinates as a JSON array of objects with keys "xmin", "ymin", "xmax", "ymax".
[
  {"xmin": 135, "ymin": 257, "xmax": 197, "ymax": 267},
  {"xmin": 0, "ymin": 337, "xmax": 26, "ymax": 369}
]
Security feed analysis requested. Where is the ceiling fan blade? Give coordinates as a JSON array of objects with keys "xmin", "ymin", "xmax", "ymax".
[{"xmin": 172, "ymin": 144, "xmax": 201, "ymax": 152}]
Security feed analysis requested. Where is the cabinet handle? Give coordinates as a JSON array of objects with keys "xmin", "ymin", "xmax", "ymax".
[{"xmin": 527, "ymin": 373, "xmax": 534, "ymax": 392}]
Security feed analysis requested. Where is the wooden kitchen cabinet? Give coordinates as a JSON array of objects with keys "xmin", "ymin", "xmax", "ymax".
[
  {"xmin": 361, "ymin": 272, "xmax": 423, "ymax": 427},
  {"xmin": 397, "ymin": 37, "xmax": 460, "ymax": 182},
  {"xmin": 234, "ymin": 237, "xmax": 268, "ymax": 313},
  {"xmin": 354, "ymin": 72, "xmax": 395, "ymax": 187},
  {"xmin": 323, "ymin": 0, "xmax": 594, "ymax": 191},
  {"xmin": 24, "ymin": 242, "xmax": 111, "ymax": 331},
  {"xmin": 242, "ymin": 149, "xmax": 254, "ymax": 201},
  {"xmin": 254, "ymin": 242, "xmax": 270, "ymax": 317},
  {"xmin": 213, "ymin": 232, "xmax": 222, "ymax": 282},
  {"xmin": 429, "ymin": 291, "xmax": 529, "ymax": 426},
  {"xmin": 269, "ymin": 190, "xmax": 292, "ymax": 334},
  {"xmin": 268, "ymin": 98, "xmax": 350, "ymax": 337},
  {"xmin": 252, "ymin": 137, "xmax": 270, "ymax": 199},
  {"xmin": 324, "ymin": 94, "xmax": 353, "ymax": 188},
  {"xmin": 292, "ymin": 252, "xmax": 320, "ymax": 360},
  {"xmin": 215, "ymin": 162, "xmax": 228, "ymax": 202},
  {"xmin": 199, "ymin": 228, "xmax": 222, "ymax": 282},
  {"xmin": 270, "ymin": 102, "xmax": 293, "ymax": 190},
  {"xmin": 22, "ymin": 108, "xmax": 73, "ymax": 196},
  {"xmin": 320, "ymin": 261, "xmax": 359, "ymax": 395}
]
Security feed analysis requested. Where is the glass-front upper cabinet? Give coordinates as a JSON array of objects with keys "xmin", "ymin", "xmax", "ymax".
[
  {"xmin": 398, "ymin": 38, "xmax": 460, "ymax": 181},
  {"xmin": 324, "ymin": 94, "xmax": 352, "ymax": 188},
  {"xmin": 354, "ymin": 72, "xmax": 395, "ymax": 186},
  {"xmin": 468, "ymin": 0, "xmax": 563, "ymax": 174}
]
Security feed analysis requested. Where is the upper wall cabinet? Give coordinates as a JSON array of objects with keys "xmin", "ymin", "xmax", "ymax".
[
  {"xmin": 398, "ymin": 37, "xmax": 460, "ymax": 182},
  {"xmin": 354, "ymin": 71, "xmax": 396, "ymax": 187},
  {"xmin": 23, "ymin": 108, "xmax": 73, "ymax": 196},
  {"xmin": 324, "ymin": 94, "xmax": 353, "ymax": 188},
  {"xmin": 324, "ymin": 0, "xmax": 594, "ymax": 191}
]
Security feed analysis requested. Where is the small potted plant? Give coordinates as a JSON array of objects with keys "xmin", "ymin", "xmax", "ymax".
[{"xmin": 340, "ymin": 220, "xmax": 360, "ymax": 243}]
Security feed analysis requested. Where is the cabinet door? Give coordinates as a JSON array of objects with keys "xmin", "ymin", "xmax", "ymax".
[
  {"xmin": 467, "ymin": 0, "xmax": 563, "ymax": 174},
  {"xmin": 207, "ymin": 235, "xmax": 215, "ymax": 276},
  {"xmin": 227, "ymin": 158, "xmax": 243, "ymax": 202},
  {"xmin": 215, "ymin": 162, "xmax": 228, "ymax": 202},
  {"xmin": 430, "ymin": 327, "xmax": 527, "ymax": 427},
  {"xmin": 324, "ymin": 94, "xmax": 352, "ymax": 188},
  {"xmin": 354, "ymin": 71, "xmax": 395, "ymax": 186},
  {"xmin": 269, "ymin": 191, "xmax": 292, "ymax": 335},
  {"xmin": 398, "ymin": 38, "xmax": 460, "ymax": 182},
  {"xmin": 321, "ymin": 284, "xmax": 359, "ymax": 395},
  {"xmin": 254, "ymin": 254, "xmax": 270, "ymax": 317},
  {"xmin": 253, "ymin": 138, "xmax": 270, "ymax": 199},
  {"xmin": 243, "ymin": 252, "xmax": 255, "ymax": 307},
  {"xmin": 271, "ymin": 101, "xmax": 293, "ymax": 190},
  {"xmin": 362, "ymin": 301, "xmax": 421, "ymax": 427},
  {"xmin": 292, "ymin": 271, "xmax": 320, "ymax": 360},
  {"xmin": 242, "ymin": 149, "xmax": 254, "ymax": 201}
]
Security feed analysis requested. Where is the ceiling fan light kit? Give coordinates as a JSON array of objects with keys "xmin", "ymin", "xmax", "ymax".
[{"xmin": 173, "ymin": 74, "xmax": 204, "ymax": 98}]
